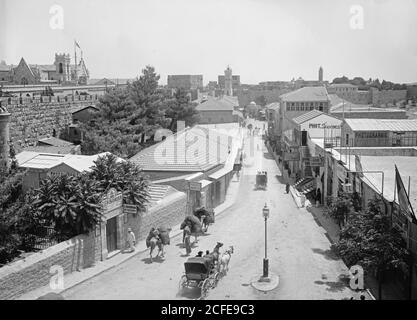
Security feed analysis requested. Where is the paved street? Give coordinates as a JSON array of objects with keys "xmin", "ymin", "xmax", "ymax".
[{"xmin": 63, "ymin": 125, "xmax": 358, "ymax": 300}]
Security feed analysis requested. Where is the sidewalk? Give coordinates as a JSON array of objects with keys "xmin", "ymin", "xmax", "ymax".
[
  {"xmin": 305, "ymin": 204, "xmax": 408, "ymax": 300},
  {"xmin": 18, "ymin": 172, "xmax": 243, "ymax": 300}
]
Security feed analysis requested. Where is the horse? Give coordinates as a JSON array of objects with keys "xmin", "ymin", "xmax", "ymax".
[
  {"xmin": 219, "ymin": 246, "xmax": 234, "ymax": 275},
  {"xmin": 210, "ymin": 242, "xmax": 223, "ymax": 269}
]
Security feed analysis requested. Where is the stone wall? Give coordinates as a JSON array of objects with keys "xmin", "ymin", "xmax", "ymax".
[
  {"xmin": 0, "ymin": 232, "xmax": 101, "ymax": 300},
  {"xmin": 0, "ymin": 95, "xmax": 99, "ymax": 149},
  {"xmin": 339, "ymin": 89, "xmax": 407, "ymax": 106},
  {"xmin": 127, "ymin": 191, "xmax": 187, "ymax": 242}
]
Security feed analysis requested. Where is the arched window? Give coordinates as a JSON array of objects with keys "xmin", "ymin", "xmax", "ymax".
[{"xmin": 59, "ymin": 63, "xmax": 63, "ymax": 74}]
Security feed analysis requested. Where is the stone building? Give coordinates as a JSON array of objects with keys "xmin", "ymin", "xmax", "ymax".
[
  {"xmin": 0, "ymin": 53, "xmax": 89, "ymax": 85},
  {"xmin": 167, "ymin": 75, "xmax": 203, "ymax": 90},
  {"xmin": 196, "ymin": 96, "xmax": 239, "ymax": 124}
]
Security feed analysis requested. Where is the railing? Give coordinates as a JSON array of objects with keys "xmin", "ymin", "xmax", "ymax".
[
  {"xmin": 22, "ymin": 226, "xmax": 68, "ymax": 251},
  {"xmin": 341, "ymin": 136, "xmax": 417, "ymax": 148}
]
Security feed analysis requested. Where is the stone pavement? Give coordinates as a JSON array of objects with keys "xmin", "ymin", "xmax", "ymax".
[{"xmin": 18, "ymin": 171, "xmax": 243, "ymax": 300}]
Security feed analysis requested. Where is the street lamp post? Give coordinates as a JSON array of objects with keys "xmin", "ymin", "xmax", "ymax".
[{"xmin": 262, "ymin": 203, "xmax": 270, "ymax": 280}]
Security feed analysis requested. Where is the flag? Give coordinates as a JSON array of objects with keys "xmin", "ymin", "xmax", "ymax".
[
  {"xmin": 395, "ymin": 165, "xmax": 416, "ymax": 222},
  {"xmin": 355, "ymin": 155, "xmax": 364, "ymax": 178},
  {"xmin": 74, "ymin": 40, "xmax": 81, "ymax": 49}
]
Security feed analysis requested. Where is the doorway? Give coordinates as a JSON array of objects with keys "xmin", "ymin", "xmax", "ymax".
[{"xmin": 106, "ymin": 217, "xmax": 118, "ymax": 253}]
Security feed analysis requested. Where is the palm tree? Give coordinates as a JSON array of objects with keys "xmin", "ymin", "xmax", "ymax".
[{"xmin": 75, "ymin": 177, "xmax": 103, "ymax": 234}]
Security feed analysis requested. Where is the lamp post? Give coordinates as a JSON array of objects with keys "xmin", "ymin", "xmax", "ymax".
[{"xmin": 261, "ymin": 203, "xmax": 270, "ymax": 280}]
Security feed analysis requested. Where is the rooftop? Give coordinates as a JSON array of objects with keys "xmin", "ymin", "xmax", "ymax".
[
  {"xmin": 345, "ymin": 118, "xmax": 417, "ymax": 132},
  {"xmin": 265, "ymin": 102, "xmax": 280, "ymax": 111},
  {"xmin": 16, "ymin": 151, "xmax": 122, "ymax": 172},
  {"xmin": 280, "ymin": 86, "xmax": 330, "ymax": 102},
  {"xmin": 292, "ymin": 110, "xmax": 324, "ymax": 125},
  {"xmin": 328, "ymin": 83, "xmax": 358, "ymax": 88},
  {"xmin": 129, "ymin": 125, "xmax": 238, "ymax": 172},
  {"xmin": 196, "ymin": 96, "xmax": 238, "ymax": 111}
]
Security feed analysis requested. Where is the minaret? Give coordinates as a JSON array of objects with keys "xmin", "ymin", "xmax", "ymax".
[
  {"xmin": 0, "ymin": 105, "xmax": 11, "ymax": 170},
  {"xmin": 318, "ymin": 66, "xmax": 323, "ymax": 82},
  {"xmin": 224, "ymin": 65, "xmax": 233, "ymax": 96}
]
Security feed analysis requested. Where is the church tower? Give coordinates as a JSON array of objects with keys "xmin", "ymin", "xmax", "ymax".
[
  {"xmin": 224, "ymin": 66, "xmax": 233, "ymax": 96},
  {"xmin": 54, "ymin": 53, "xmax": 71, "ymax": 83},
  {"xmin": 318, "ymin": 66, "xmax": 323, "ymax": 82}
]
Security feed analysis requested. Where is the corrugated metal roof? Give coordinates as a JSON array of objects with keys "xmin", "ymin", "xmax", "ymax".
[
  {"xmin": 292, "ymin": 110, "xmax": 323, "ymax": 125},
  {"xmin": 280, "ymin": 86, "xmax": 329, "ymax": 102},
  {"xmin": 16, "ymin": 151, "xmax": 122, "ymax": 172},
  {"xmin": 345, "ymin": 119, "xmax": 417, "ymax": 132}
]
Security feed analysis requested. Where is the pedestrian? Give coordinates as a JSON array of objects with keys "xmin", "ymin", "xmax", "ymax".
[
  {"xmin": 183, "ymin": 225, "xmax": 192, "ymax": 256},
  {"xmin": 316, "ymin": 188, "xmax": 322, "ymax": 206},
  {"xmin": 360, "ymin": 294, "xmax": 366, "ymax": 300},
  {"xmin": 126, "ymin": 227, "xmax": 136, "ymax": 253},
  {"xmin": 286, "ymin": 183, "xmax": 290, "ymax": 194},
  {"xmin": 196, "ymin": 251, "xmax": 203, "ymax": 257}
]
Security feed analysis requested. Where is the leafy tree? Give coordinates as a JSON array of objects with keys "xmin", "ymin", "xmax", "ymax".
[
  {"xmin": 164, "ymin": 88, "xmax": 199, "ymax": 132},
  {"xmin": 255, "ymin": 95, "xmax": 267, "ymax": 107},
  {"xmin": 336, "ymin": 197, "xmax": 409, "ymax": 299},
  {"xmin": 89, "ymin": 154, "xmax": 150, "ymax": 210},
  {"xmin": 80, "ymin": 66, "xmax": 170, "ymax": 158},
  {"xmin": 326, "ymin": 192, "xmax": 352, "ymax": 228}
]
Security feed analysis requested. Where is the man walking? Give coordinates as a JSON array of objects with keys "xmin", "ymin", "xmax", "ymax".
[
  {"xmin": 126, "ymin": 228, "xmax": 136, "ymax": 253},
  {"xmin": 183, "ymin": 225, "xmax": 192, "ymax": 256}
]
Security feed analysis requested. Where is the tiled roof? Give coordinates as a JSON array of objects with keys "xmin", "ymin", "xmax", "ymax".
[
  {"xmin": 345, "ymin": 119, "xmax": 417, "ymax": 132},
  {"xmin": 292, "ymin": 110, "xmax": 323, "ymax": 125},
  {"xmin": 129, "ymin": 126, "xmax": 236, "ymax": 172},
  {"xmin": 69, "ymin": 105, "xmax": 99, "ymax": 114},
  {"xmin": 196, "ymin": 96, "xmax": 237, "ymax": 111},
  {"xmin": 280, "ymin": 86, "xmax": 329, "ymax": 102}
]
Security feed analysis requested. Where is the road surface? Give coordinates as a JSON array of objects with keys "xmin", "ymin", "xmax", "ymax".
[{"xmin": 63, "ymin": 124, "xmax": 358, "ymax": 300}]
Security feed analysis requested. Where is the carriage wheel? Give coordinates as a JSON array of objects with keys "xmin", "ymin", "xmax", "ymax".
[
  {"xmin": 179, "ymin": 275, "xmax": 187, "ymax": 291},
  {"xmin": 200, "ymin": 279, "xmax": 210, "ymax": 299}
]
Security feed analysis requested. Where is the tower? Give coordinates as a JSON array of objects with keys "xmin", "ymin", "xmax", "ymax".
[
  {"xmin": 54, "ymin": 53, "xmax": 71, "ymax": 83},
  {"xmin": 224, "ymin": 65, "xmax": 233, "ymax": 96},
  {"xmin": 0, "ymin": 106, "xmax": 11, "ymax": 170},
  {"xmin": 318, "ymin": 66, "xmax": 323, "ymax": 82}
]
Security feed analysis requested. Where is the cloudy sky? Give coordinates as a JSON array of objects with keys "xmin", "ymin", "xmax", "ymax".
[{"xmin": 1, "ymin": 0, "xmax": 417, "ymax": 84}]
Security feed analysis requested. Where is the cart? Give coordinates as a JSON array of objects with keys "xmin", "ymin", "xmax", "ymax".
[
  {"xmin": 255, "ymin": 171, "xmax": 267, "ymax": 190},
  {"xmin": 179, "ymin": 257, "xmax": 221, "ymax": 299}
]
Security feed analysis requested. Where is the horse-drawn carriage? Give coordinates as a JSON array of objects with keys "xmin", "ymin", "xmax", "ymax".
[
  {"xmin": 255, "ymin": 171, "xmax": 267, "ymax": 190},
  {"xmin": 179, "ymin": 256, "xmax": 221, "ymax": 299}
]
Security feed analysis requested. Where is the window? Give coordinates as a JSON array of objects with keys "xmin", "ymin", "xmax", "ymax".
[
  {"xmin": 59, "ymin": 63, "xmax": 63, "ymax": 74},
  {"xmin": 318, "ymin": 103, "xmax": 323, "ymax": 111}
]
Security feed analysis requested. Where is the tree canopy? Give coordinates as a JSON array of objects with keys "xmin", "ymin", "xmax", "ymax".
[{"xmin": 80, "ymin": 66, "xmax": 199, "ymax": 158}]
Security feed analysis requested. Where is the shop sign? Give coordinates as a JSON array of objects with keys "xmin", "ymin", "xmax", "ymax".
[{"xmin": 102, "ymin": 188, "xmax": 123, "ymax": 213}]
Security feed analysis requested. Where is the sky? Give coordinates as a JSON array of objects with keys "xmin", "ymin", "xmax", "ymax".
[{"xmin": 1, "ymin": 0, "xmax": 417, "ymax": 85}]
